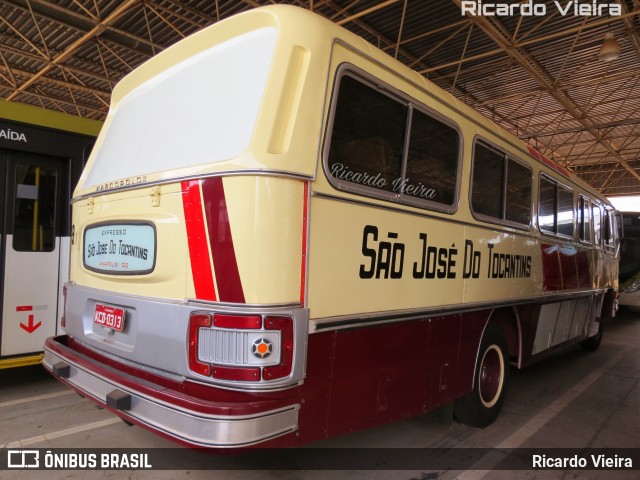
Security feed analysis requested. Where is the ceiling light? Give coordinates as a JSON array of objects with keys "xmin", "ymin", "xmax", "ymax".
[{"xmin": 598, "ymin": 32, "xmax": 620, "ymax": 62}]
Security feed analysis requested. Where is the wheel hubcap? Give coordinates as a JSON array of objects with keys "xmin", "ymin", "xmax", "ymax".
[{"xmin": 479, "ymin": 344, "xmax": 504, "ymax": 408}]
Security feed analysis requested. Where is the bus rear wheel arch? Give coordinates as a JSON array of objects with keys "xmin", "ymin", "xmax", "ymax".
[{"xmin": 454, "ymin": 323, "xmax": 510, "ymax": 428}]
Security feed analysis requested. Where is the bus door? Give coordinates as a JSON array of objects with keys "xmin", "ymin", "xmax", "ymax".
[{"xmin": 1, "ymin": 150, "xmax": 66, "ymax": 358}]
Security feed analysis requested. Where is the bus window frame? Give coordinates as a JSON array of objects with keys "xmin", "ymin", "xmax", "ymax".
[
  {"xmin": 537, "ymin": 173, "xmax": 576, "ymax": 240},
  {"xmin": 603, "ymin": 207, "xmax": 617, "ymax": 254},
  {"xmin": 322, "ymin": 63, "xmax": 463, "ymax": 215},
  {"xmin": 469, "ymin": 137, "xmax": 533, "ymax": 231},
  {"xmin": 592, "ymin": 202, "xmax": 603, "ymax": 249},
  {"xmin": 577, "ymin": 194, "xmax": 592, "ymax": 245}
]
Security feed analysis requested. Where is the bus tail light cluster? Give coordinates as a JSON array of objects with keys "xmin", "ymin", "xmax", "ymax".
[{"xmin": 188, "ymin": 312, "xmax": 294, "ymax": 383}]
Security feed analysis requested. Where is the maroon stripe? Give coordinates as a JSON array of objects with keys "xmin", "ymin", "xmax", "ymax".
[
  {"xmin": 575, "ymin": 250, "xmax": 591, "ymax": 288},
  {"xmin": 559, "ymin": 245, "xmax": 579, "ymax": 289},
  {"xmin": 541, "ymin": 244, "xmax": 562, "ymax": 291},
  {"xmin": 201, "ymin": 177, "xmax": 245, "ymax": 303}
]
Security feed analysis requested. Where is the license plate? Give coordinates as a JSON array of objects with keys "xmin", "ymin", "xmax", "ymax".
[{"xmin": 94, "ymin": 304, "xmax": 126, "ymax": 331}]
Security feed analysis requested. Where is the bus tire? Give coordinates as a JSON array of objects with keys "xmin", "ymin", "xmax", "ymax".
[
  {"xmin": 454, "ymin": 324, "xmax": 509, "ymax": 428},
  {"xmin": 579, "ymin": 322, "xmax": 603, "ymax": 352}
]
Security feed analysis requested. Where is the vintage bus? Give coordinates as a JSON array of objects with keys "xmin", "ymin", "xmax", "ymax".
[
  {"xmin": 0, "ymin": 100, "xmax": 100, "ymax": 369},
  {"xmin": 619, "ymin": 212, "xmax": 640, "ymax": 308},
  {"xmin": 44, "ymin": 5, "xmax": 618, "ymax": 448}
]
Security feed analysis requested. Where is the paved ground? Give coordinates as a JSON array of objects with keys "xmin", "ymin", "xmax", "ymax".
[{"xmin": 1, "ymin": 308, "xmax": 638, "ymax": 479}]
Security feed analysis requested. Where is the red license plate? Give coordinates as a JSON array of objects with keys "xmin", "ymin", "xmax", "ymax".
[{"xmin": 93, "ymin": 304, "xmax": 125, "ymax": 331}]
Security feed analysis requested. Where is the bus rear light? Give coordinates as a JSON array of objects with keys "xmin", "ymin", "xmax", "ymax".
[
  {"xmin": 263, "ymin": 316, "xmax": 294, "ymax": 381},
  {"xmin": 212, "ymin": 365, "xmax": 261, "ymax": 381},
  {"xmin": 213, "ymin": 313, "xmax": 262, "ymax": 329},
  {"xmin": 188, "ymin": 312, "xmax": 296, "ymax": 383},
  {"xmin": 188, "ymin": 313, "xmax": 213, "ymax": 377}
]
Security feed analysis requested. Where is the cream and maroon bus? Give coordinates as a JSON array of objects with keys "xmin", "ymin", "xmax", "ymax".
[{"xmin": 44, "ymin": 5, "xmax": 619, "ymax": 449}]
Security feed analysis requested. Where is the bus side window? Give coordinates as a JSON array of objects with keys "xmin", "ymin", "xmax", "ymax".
[
  {"xmin": 405, "ymin": 108, "xmax": 459, "ymax": 206},
  {"xmin": 538, "ymin": 175, "xmax": 573, "ymax": 237},
  {"xmin": 471, "ymin": 140, "xmax": 531, "ymax": 227},
  {"xmin": 472, "ymin": 142, "xmax": 504, "ymax": 219},
  {"xmin": 13, "ymin": 164, "xmax": 58, "ymax": 252},
  {"xmin": 593, "ymin": 205, "xmax": 602, "ymax": 247},
  {"xmin": 557, "ymin": 185, "xmax": 574, "ymax": 237},
  {"xmin": 505, "ymin": 159, "xmax": 531, "ymax": 225},
  {"xmin": 578, "ymin": 195, "xmax": 591, "ymax": 243},
  {"xmin": 538, "ymin": 176, "xmax": 557, "ymax": 234},
  {"xmin": 327, "ymin": 74, "xmax": 405, "ymax": 193}
]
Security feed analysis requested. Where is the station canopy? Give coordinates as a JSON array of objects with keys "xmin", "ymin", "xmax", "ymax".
[{"xmin": 0, "ymin": 0, "xmax": 638, "ymax": 196}]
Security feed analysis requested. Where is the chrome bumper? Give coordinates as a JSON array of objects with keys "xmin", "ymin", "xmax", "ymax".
[{"xmin": 43, "ymin": 338, "xmax": 299, "ymax": 448}]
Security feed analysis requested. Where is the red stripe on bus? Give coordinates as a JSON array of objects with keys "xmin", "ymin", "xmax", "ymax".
[
  {"xmin": 201, "ymin": 177, "xmax": 245, "ymax": 304},
  {"xmin": 541, "ymin": 244, "xmax": 589, "ymax": 291},
  {"xmin": 527, "ymin": 146, "xmax": 571, "ymax": 178},
  {"xmin": 300, "ymin": 182, "xmax": 309, "ymax": 305},
  {"xmin": 559, "ymin": 246, "xmax": 580, "ymax": 290},
  {"xmin": 541, "ymin": 244, "xmax": 562, "ymax": 291},
  {"xmin": 181, "ymin": 180, "xmax": 217, "ymax": 301}
]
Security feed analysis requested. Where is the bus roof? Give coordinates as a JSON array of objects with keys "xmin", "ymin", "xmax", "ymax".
[{"xmin": 75, "ymin": 5, "xmax": 607, "ymax": 203}]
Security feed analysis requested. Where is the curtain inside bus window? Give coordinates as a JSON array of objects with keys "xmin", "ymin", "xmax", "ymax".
[
  {"xmin": 472, "ymin": 142, "xmax": 504, "ymax": 219},
  {"xmin": 328, "ymin": 75, "xmax": 405, "ymax": 193},
  {"xmin": 13, "ymin": 164, "xmax": 57, "ymax": 252},
  {"xmin": 405, "ymin": 109, "xmax": 459, "ymax": 206}
]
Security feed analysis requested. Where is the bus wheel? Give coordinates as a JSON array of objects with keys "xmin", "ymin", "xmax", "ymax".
[
  {"xmin": 454, "ymin": 324, "xmax": 509, "ymax": 428},
  {"xmin": 579, "ymin": 322, "xmax": 603, "ymax": 352}
]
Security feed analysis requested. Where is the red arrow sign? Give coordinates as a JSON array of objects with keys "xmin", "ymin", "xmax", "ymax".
[{"xmin": 20, "ymin": 314, "xmax": 42, "ymax": 334}]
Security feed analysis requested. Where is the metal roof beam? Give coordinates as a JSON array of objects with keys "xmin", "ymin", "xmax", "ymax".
[
  {"xmin": 453, "ymin": 0, "xmax": 640, "ymax": 186},
  {"xmin": 6, "ymin": 0, "xmax": 140, "ymax": 102}
]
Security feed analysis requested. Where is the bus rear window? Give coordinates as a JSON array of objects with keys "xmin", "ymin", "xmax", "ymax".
[{"xmin": 80, "ymin": 27, "xmax": 277, "ymax": 190}]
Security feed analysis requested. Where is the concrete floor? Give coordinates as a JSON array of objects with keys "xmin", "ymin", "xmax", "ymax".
[{"xmin": 1, "ymin": 309, "xmax": 638, "ymax": 479}]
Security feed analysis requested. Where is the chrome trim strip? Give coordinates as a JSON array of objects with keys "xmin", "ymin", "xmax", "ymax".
[
  {"xmin": 72, "ymin": 169, "xmax": 313, "ymax": 203},
  {"xmin": 66, "ymin": 283, "xmax": 302, "ymax": 310},
  {"xmin": 43, "ymin": 347, "xmax": 299, "ymax": 448},
  {"xmin": 186, "ymin": 298, "xmax": 303, "ymax": 310},
  {"xmin": 309, "ymin": 290, "xmax": 602, "ymax": 333}
]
